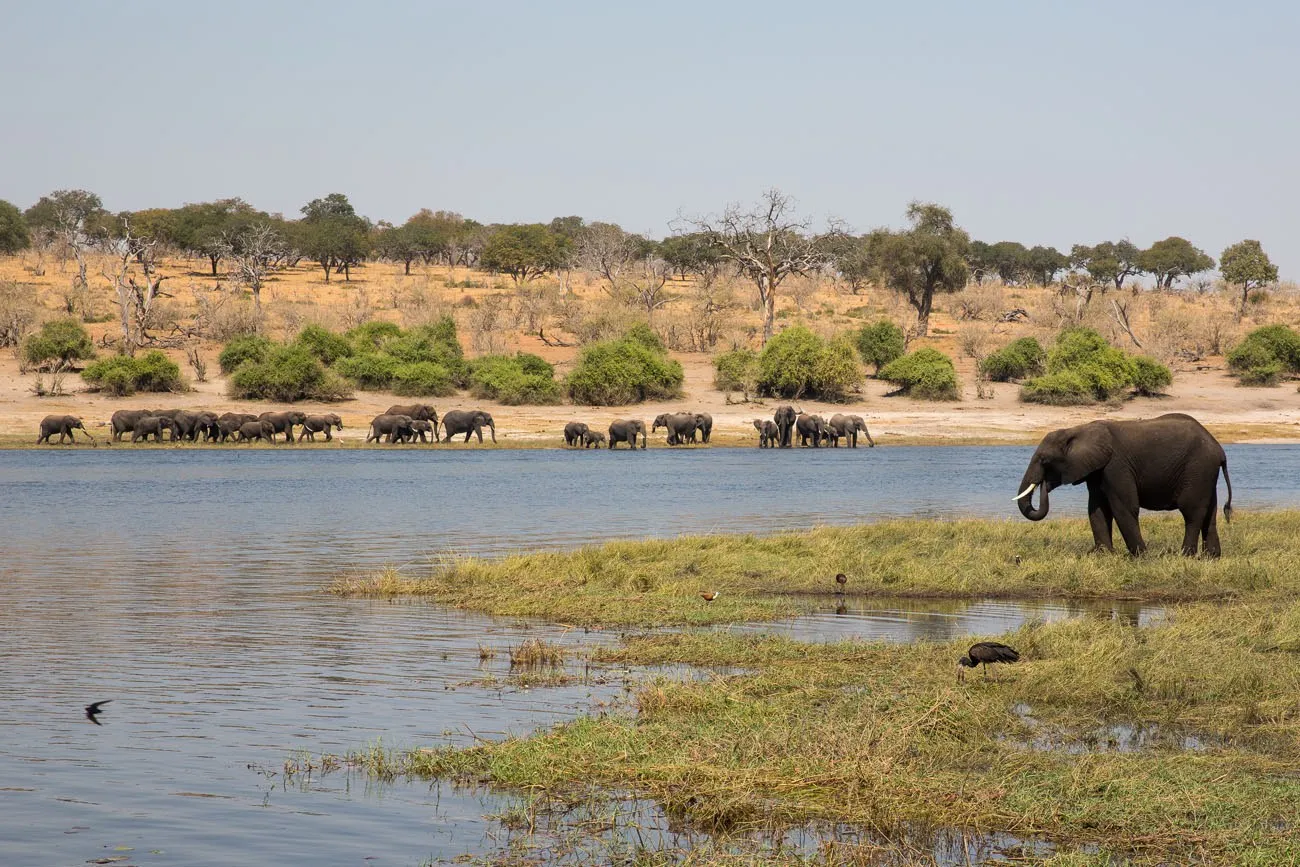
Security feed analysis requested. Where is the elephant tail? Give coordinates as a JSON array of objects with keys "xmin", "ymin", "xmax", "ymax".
[{"xmin": 1221, "ymin": 459, "xmax": 1233, "ymax": 524}]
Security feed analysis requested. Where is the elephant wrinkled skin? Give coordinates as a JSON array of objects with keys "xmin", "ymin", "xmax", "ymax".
[
  {"xmin": 1016, "ymin": 413, "xmax": 1233, "ymax": 557},
  {"xmin": 38, "ymin": 415, "xmax": 90, "ymax": 444},
  {"xmin": 441, "ymin": 410, "xmax": 496, "ymax": 444},
  {"xmin": 608, "ymin": 419, "xmax": 647, "ymax": 449}
]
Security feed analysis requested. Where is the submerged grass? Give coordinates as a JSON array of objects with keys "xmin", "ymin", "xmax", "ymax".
[
  {"xmin": 346, "ymin": 601, "xmax": 1300, "ymax": 864},
  {"xmin": 329, "ymin": 511, "xmax": 1300, "ymax": 627}
]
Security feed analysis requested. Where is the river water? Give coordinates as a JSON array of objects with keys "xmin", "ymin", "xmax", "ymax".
[{"xmin": 0, "ymin": 445, "xmax": 1290, "ymax": 865}]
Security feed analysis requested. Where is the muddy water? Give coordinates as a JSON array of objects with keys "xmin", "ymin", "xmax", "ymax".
[{"xmin": 0, "ymin": 445, "xmax": 1281, "ymax": 864}]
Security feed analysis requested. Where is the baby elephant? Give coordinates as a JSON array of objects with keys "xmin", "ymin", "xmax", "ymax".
[
  {"xmin": 237, "ymin": 420, "xmax": 277, "ymax": 443},
  {"xmin": 298, "ymin": 413, "xmax": 343, "ymax": 442},
  {"xmin": 753, "ymin": 419, "xmax": 779, "ymax": 448},
  {"xmin": 132, "ymin": 415, "xmax": 176, "ymax": 443},
  {"xmin": 38, "ymin": 414, "xmax": 90, "ymax": 444},
  {"xmin": 582, "ymin": 429, "xmax": 607, "ymax": 448}
]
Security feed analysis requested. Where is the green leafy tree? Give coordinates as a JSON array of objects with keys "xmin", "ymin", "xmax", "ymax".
[
  {"xmin": 988, "ymin": 241, "xmax": 1028, "ymax": 283},
  {"xmin": 299, "ymin": 193, "xmax": 371, "ymax": 281},
  {"xmin": 1138, "ymin": 237, "xmax": 1214, "ymax": 290},
  {"xmin": 403, "ymin": 209, "xmax": 456, "ymax": 267},
  {"xmin": 869, "ymin": 202, "xmax": 970, "ymax": 337},
  {"xmin": 878, "ymin": 348, "xmax": 960, "ymax": 400},
  {"xmin": 0, "ymin": 199, "xmax": 32, "ymax": 254},
  {"xmin": 23, "ymin": 190, "xmax": 110, "ymax": 245},
  {"xmin": 171, "ymin": 199, "xmax": 265, "ymax": 275},
  {"xmin": 853, "ymin": 320, "xmax": 906, "ymax": 374},
  {"xmin": 1220, "ymin": 239, "xmax": 1279, "ymax": 321},
  {"xmin": 1023, "ymin": 246, "xmax": 1069, "ymax": 285},
  {"xmin": 1069, "ymin": 240, "xmax": 1142, "ymax": 291},
  {"xmin": 373, "ymin": 224, "xmax": 419, "ymax": 274},
  {"xmin": 22, "ymin": 318, "xmax": 96, "ymax": 369},
  {"xmin": 480, "ymin": 224, "xmax": 571, "ymax": 283},
  {"xmin": 966, "ymin": 240, "xmax": 995, "ymax": 283},
  {"xmin": 657, "ymin": 232, "xmax": 724, "ymax": 282},
  {"xmin": 822, "ymin": 233, "xmax": 874, "ymax": 294}
]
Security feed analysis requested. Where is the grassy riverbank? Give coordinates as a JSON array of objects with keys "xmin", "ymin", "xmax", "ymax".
[
  {"xmin": 320, "ymin": 516, "xmax": 1300, "ymax": 862},
  {"xmin": 330, "ymin": 512, "xmax": 1299, "ymax": 628},
  {"xmin": 330, "ymin": 602, "xmax": 1300, "ymax": 863}
]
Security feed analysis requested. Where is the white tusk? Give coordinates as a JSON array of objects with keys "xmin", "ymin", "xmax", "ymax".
[{"xmin": 1013, "ymin": 483, "xmax": 1038, "ymax": 501}]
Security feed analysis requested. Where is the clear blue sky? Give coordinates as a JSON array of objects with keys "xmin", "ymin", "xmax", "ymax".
[{"xmin": 4, "ymin": 1, "xmax": 1297, "ymax": 275}]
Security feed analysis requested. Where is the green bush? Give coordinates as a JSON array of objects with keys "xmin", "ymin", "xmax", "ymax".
[
  {"xmin": 566, "ymin": 329, "xmax": 684, "ymax": 405},
  {"xmin": 22, "ymin": 318, "xmax": 95, "ymax": 369},
  {"xmin": 1018, "ymin": 370, "xmax": 1096, "ymax": 406},
  {"xmin": 218, "ymin": 335, "xmax": 274, "ymax": 374},
  {"xmin": 1019, "ymin": 327, "xmax": 1162, "ymax": 404},
  {"xmin": 335, "ymin": 352, "xmax": 400, "ymax": 389},
  {"xmin": 228, "ymin": 345, "xmax": 352, "ymax": 402},
  {"xmin": 391, "ymin": 362, "xmax": 456, "ymax": 397},
  {"xmin": 469, "ymin": 353, "xmax": 562, "ymax": 405},
  {"xmin": 755, "ymin": 327, "xmax": 862, "ymax": 400},
  {"xmin": 980, "ymin": 337, "xmax": 1045, "ymax": 382},
  {"xmin": 346, "ymin": 320, "xmax": 403, "ymax": 351},
  {"xmin": 385, "ymin": 321, "xmax": 469, "ymax": 386},
  {"xmin": 622, "ymin": 322, "xmax": 666, "ymax": 353},
  {"xmin": 878, "ymin": 347, "xmax": 960, "ymax": 400},
  {"xmin": 82, "ymin": 350, "xmax": 185, "ymax": 396},
  {"xmin": 713, "ymin": 348, "xmax": 759, "ymax": 393},
  {"xmin": 854, "ymin": 320, "xmax": 906, "ymax": 373},
  {"xmin": 1227, "ymin": 325, "xmax": 1300, "ymax": 386},
  {"xmin": 1131, "ymin": 355, "xmax": 1173, "ymax": 396},
  {"xmin": 296, "ymin": 324, "xmax": 353, "ymax": 364}
]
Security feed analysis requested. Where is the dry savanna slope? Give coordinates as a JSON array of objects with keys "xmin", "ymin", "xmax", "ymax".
[{"xmin": 2, "ymin": 249, "xmax": 1299, "ymax": 445}]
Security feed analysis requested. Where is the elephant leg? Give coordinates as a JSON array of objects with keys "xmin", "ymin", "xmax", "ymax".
[
  {"xmin": 1087, "ymin": 488, "xmax": 1115, "ymax": 553},
  {"xmin": 1110, "ymin": 500, "xmax": 1146, "ymax": 556},
  {"xmin": 1179, "ymin": 506, "xmax": 1204, "ymax": 557},
  {"xmin": 1199, "ymin": 491, "xmax": 1221, "ymax": 558}
]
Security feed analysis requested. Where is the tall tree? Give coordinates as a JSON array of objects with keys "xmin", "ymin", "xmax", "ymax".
[
  {"xmin": 170, "ymin": 199, "xmax": 265, "ymax": 276},
  {"xmin": 479, "ymin": 224, "xmax": 571, "ymax": 283},
  {"xmin": 1138, "ymin": 237, "xmax": 1214, "ymax": 290},
  {"xmin": 299, "ymin": 193, "xmax": 370, "ymax": 281},
  {"xmin": 988, "ymin": 241, "xmax": 1029, "ymax": 283},
  {"xmin": 24, "ymin": 189, "xmax": 110, "ymax": 298},
  {"xmin": 1220, "ymin": 239, "xmax": 1279, "ymax": 321},
  {"xmin": 1023, "ymin": 245, "xmax": 1069, "ymax": 286},
  {"xmin": 682, "ymin": 189, "xmax": 829, "ymax": 344},
  {"xmin": 820, "ymin": 232, "xmax": 873, "ymax": 294},
  {"xmin": 657, "ymin": 232, "xmax": 724, "ymax": 283},
  {"xmin": 1069, "ymin": 240, "xmax": 1143, "ymax": 292},
  {"xmin": 0, "ymin": 200, "xmax": 31, "ymax": 254},
  {"xmin": 868, "ymin": 202, "xmax": 970, "ymax": 337}
]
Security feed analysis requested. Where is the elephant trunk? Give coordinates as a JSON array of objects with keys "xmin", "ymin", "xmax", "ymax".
[{"xmin": 1016, "ymin": 474, "xmax": 1050, "ymax": 521}]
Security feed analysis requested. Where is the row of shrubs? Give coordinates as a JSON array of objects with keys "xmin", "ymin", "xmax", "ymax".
[
  {"xmin": 219, "ymin": 320, "xmax": 681, "ymax": 405},
  {"xmin": 18, "ymin": 319, "xmax": 187, "ymax": 395}
]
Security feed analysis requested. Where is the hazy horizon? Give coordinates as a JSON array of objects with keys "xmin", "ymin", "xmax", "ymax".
[{"xmin": 4, "ymin": 1, "xmax": 1297, "ymax": 277}]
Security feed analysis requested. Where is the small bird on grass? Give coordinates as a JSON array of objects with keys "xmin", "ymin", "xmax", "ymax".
[
  {"xmin": 957, "ymin": 642, "xmax": 1020, "ymax": 683},
  {"xmin": 834, "ymin": 573, "xmax": 848, "ymax": 592},
  {"xmin": 699, "ymin": 590, "xmax": 719, "ymax": 602},
  {"xmin": 1013, "ymin": 555, "xmax": 1022, "ymax": 565},
  {"xmin": 84, "ymin": 700, "xmax": 112, "ymax": 726}
]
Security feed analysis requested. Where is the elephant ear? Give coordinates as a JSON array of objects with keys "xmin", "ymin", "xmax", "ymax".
[{"xmin": 1061, "ymin": 425, "xmax": 1113, "ymax": 485}]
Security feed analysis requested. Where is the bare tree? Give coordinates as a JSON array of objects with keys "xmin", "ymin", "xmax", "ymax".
[
  {"xmin": 220, "ymin": 223, "xmax": 284, "ymax": 310},
  {"xmin": 103, "ymin": 218, "xmax": 171, "ymax": 355},
  {"xmin": 680, "ymin": 189, "xmax": 829, "ymax": 344}
]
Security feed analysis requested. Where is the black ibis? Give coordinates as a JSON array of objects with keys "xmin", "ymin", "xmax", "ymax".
[{"xmin": 957, "ymin": 642, "xmax": 1020, "ymax": 682}]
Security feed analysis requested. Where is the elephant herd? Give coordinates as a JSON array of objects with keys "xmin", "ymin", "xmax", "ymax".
[
  {"xmin": 363, "ymin": 405, "xmax": 496, "ymax": 444},
  {"xmin": 101, "ymin": 408, "xmax": 343, "ymax": 444},
  {"xmin": 757, "ymin": 407, "xmax": 875, "ymax": 449}
]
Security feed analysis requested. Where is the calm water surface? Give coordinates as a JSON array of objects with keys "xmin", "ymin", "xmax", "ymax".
[{"xmin": 0, "ymin": 445, "xmax": 1289, "ymax": 865}]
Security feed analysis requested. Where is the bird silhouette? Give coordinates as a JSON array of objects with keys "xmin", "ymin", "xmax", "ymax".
[
  {"xmin": 834, "ymin": 572, "xmax": 848, "ymax": 592},
  {"xmin": 957, "ymin": 642, "xmax": 1020, "ymax": 682},
  {"xmin": 1013, "ymin": 555, "xmax": 1022, "ymax": 565},
  {"xmin": 84, "ymin": 700, "xmax": 112, "ymax": 726},
  {"xmin": 699, "ymin": 590, "xmax": 719, "ymax": 602}
]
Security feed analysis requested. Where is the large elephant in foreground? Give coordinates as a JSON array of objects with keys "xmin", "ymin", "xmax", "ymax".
[
  {"xmin": 653, "ymin": 413, "xmax": 698, "ymax": 445},
  {"xmin": 1015, "ymin": 413, "xmax": 1233, "ymax": 557},
  {"xmin": 441, "ymin": 410, "xmax": 496, "ymax": 443},
  {"xmin": 38, "ymin": 415, "xmax": 91, "ymax": 444},
  {"xmin": 827, "ymin": 414, "xmax": 875, "ymax": 448},
  {"xmin": 608, "ymin": 419, "xmax": 647, "ymax": 449},
  {"xmin": 773, "ymin": 405, "xmax": 798, "ymax": 448}
]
